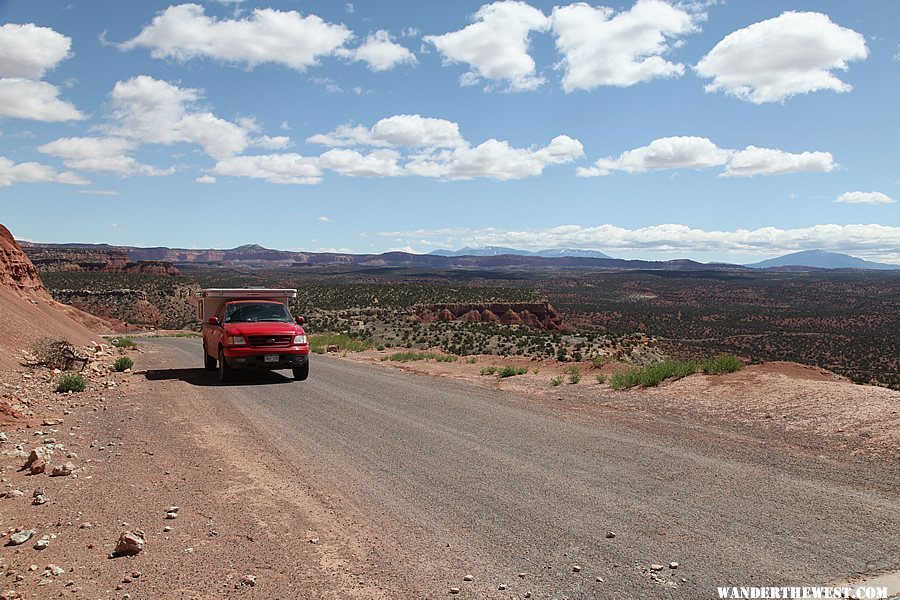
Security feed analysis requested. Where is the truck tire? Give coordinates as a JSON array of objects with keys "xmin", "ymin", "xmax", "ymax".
[
  {"xmin": 203, "ymin": 344, "xmax": 217, "ymax": 371},
  {"xmin": 293, "ymin": 362, "xmax": 309, "ymax": 381},
  {"xmin": 218, "ymin": 348, "xmax": 233, "ymax": 383}
]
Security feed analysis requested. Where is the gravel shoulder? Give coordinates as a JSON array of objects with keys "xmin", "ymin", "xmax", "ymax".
[{"xmin": 2, "ymin": 338, "xmax": 898, "ymax": 599}]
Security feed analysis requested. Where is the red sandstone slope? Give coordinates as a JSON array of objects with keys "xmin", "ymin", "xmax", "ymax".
[{"xmin": 0, "ymin": 224, "xmax": 115, "ymax": 370}]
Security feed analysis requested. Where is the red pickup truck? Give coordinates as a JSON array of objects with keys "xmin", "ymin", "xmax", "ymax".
[{"xmin": 198, "ymin": 289, "xmax": 310, "ymax": 383}]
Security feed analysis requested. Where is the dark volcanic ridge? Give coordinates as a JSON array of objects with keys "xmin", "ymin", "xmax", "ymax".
[{"xmin": 18, "ymin": 241, "xmax": 899, "ymax": 272}]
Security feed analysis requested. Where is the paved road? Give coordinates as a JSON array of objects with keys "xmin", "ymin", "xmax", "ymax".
[{"xmin": 149, "ymin": 338, "xmax": 900, "ymax": 598}]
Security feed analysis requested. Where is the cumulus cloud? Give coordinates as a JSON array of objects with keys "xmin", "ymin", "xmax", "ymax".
[
  {"xmin": 425, "ymin": 1, "xmax": 549, "ymax": 91},
  {"xmin": 723, "ymin": 146, "xmax": 835, "ymax": 177},
  {"xmin": 106, "ymin": 75, "xmax": 249, "ymax": 158},
  {"xmin": 318, "ymin": 149, "xmax": 403, "ymax": 177},
  {"xmin": 0, "ymin": 155, "xmax": 89, "ymax": 187},
  {"xmin": 212, "ymin": 153, "xmax": 322, "ymax": 184},
  {"xmin": 338, "ymin": 30, "xmax": 417, "ymax": 71},
  {"xmin": 374, "ymin": 223, "xmax": 900, "ymax": 263},
  {"xmin": 0, "ymin": 78, "xmax": 85, "ymax": 121},
  {"xmin": 580, "ymin": 137, "xmax": 835, "ymax": 177},
  {"xmin": 37, "ymin": 136, "xmax": 174, "ymax": 176},
  {"xmin": 696, "ymin": 11, "xmax": 868, "ymax": 104},
  {"xmin": 308, "ymin": 115, "xmax": 466, "ymax": 148},
  {"xmin": 835, "ymin": 191, "xmax": 895, "ymax": 205},
  {"xmin": 578, "ymin": 136, "xmax": 729, "ymax": 176},
  {"xmin": 405, "ymin": 135, "xmax": 583, "ymax": 180},
  {"xmin": 196, "ymin": 175, "xmax": 216, "ymax": 184},
  {"xmin": 0, "ymin": 23, "xmax": 72, "ymax": 78},
  {"xmin": 552, "ymin": 0, "xmax": 697, "ymax": 92},
  {"xmin": 121, "ymin": 4, "xmax": 352, "ymax": 71}
]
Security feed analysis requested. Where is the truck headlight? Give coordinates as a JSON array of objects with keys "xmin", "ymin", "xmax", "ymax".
[
  {"xmin": 293, "ymin": 335, "xmax": 307, "ymax": 345},
  {"xmin": 226, "ymin": 335, "xmax": 246, "ymax": 346}
]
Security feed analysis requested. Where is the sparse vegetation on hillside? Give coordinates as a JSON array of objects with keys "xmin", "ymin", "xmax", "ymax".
[
  {"xmin": 56, "ymin": 374, "xmax": 87, "ymax": 393},
  {"xmin": 610, "ymin": 360, "xmax": 700, "ymax": 390},
  {"xmin": 701, "ymin": 355, "xmax": 744, "ymax": 375},
  {"xmin": 308, "ymin": 333, "xmax": 372, "ymax": 354},
  {"xmin": 113, "ymin": 356, "xmax": 133, "ymax": 372}
]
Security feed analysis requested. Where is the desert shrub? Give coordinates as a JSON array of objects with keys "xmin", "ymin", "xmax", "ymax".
[
  {"xmin": 591, "ymin": 356, "xmax": 611, "ymax": 369},
  {"xmin": 465, "ymin": 357, "xmax": 478, "ymax": 364},
  {"xmin": 498, "ymin": 365, "xmax": 528, "ymax": 378},
  {"xmin": 30, "ymin": 338, "xmax": 87, "ymax": 371},
  {"xmin": 110, "ymin": 337, "xmax": 136, "ymax": 348},
  {"xmin": 609, "ymin": 359, "xmax": 699, "ymax": 389},
  {"xmin": 596, "ymin": 374, "xmax": 607, "ymax": 384},
  {"xmin": 480, "ymin": 366, "xmax": 498, "ymax": 375},
  {"xmin": 309, "ymin": 334, "xmax": 372, "ymax": 354},
  {"xmin": 551, "ymin": 376, "xmax": 563, "ymax": 386},
  {"xmin": 56, "ymin": 374, "xmax": 87, "ymax": 393},
  {"xmin": 701, "ymin": 355, "xmax": 744, "ymax": 375},
  {"xmin": 376, "ymin": 344, "xmax": 386, "ymax": 351},
  {"xmin": 564, "ymin": 365, "xmax": 581, "ymax": 384},
  {"xmin": 435, "ymin": 354, "xmax": 458, "ymax": 363},
  {"xmin": 383, "ymin": 351, "xmax": 454, "ymax": 362},
  {"xmin": 113, "ymin": 356, "xmax": 133, "ymax": 372}
]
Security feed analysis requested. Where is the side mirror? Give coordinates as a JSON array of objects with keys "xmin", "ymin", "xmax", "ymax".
[
  {"xmin": 207, "ymin": 317, "xmax": 220, "ymax": 326},
  {"xmin": 295, "ymin": 316, "xmax": 306, "ymax": 325}
]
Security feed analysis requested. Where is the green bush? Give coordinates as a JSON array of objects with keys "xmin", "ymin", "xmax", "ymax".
[
  {"xmin": 309, "ymin": 334, "xmax": 373, "ymax": 354},
  {"xmin": 609, "ymin": 359, "xmax": 699, "ymax": 390},
  {"xmin": 480, "ymin": 366, "xmax": 498, "ymax": 376},
  {"xmin": 56, "ymin": 374, "xmax": 87, "ymax": 393},
  {"xmin": 596, "ymin": 374, "xmax": 607, "ymax": 384},
  {"xmin": 110, "ymin": 337, "xmax": 136, "ymax": 348},
  {"xmin": 551, "ymin": 376, "xmax": 563, "ymax": 386},
  {"xmin": 701, "ymin": 355, "xmax": 744, "ymax": 375},
  {"xmin": 564, "ymin": 365, "xmax": 581, "ymax": 384},
  {"xmin": 498, "ymin": 365, "xmax": 528, "ymax": 378},
  {"xmin": 465, "ymin": 357, "xmax": 478, "ymax": 364},
  {"xmin": 383, "ymin": 351, "xmax": 455, "ymax": 362},
  {"xmin": 113, "ymin": 356, "xmax": 133, "ymax": 372},
  {"xmin": 591, "ymin": 356, "xmax": 611, "ymax": 369},
  {"xmin": 376, "ymin": 344, "xmax": 386, "ymax": 351}
]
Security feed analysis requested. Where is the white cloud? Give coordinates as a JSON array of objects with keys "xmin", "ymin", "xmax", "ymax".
[
  {"xmin": 252, "ymin": 135, "xmax": 292, "ymax": 150},
  {"xmin": 405, "ymin": 135, "xmax": 583, "ymax": 180},
  {"xmin": 37, "ymin": 136, "xmax": 174, "ymax": 176},
  {"xmin": 318, "ymin": 149, "xmax": 403, "ymax": 177},
  {"xmin": 579, "ymin": 136, "xmax": 729, "ymax": 176},
  {"xmin": 835, "ymin": 191, "xmax": 895, "ymax": 205},
  {"xmin": 375, "ymin": 223, "xmax": 900, "ymax": 262},
  {"xmin": 425, "ymin": 1, "xmax": 549, "ymax": 91},
  {"xmin": 581, "ymin": 137, "xmax": 836, "ymax": 177},
  {"xmin": 0, "ymin": 155, "xmax": 89, "ymax": 187},
  {"xmin": 212, "ymin": 153, "xmax": 322, "ymax": 184},
  {"xmin": 107, "ymin": 75, "xmax": 249, "ymax": 158},
  {"xmin": 696, "ymin": 11, "xmax": 868, "ymax": 104},
  {"xmin": 0, "ymin": 78, "xmax": 84, "ymax": 121},
  {"xmin": 338, "ymin": 30, "xmax": 417, "ymax": 71},
  {"xmin": 0, "ymin": 23, "xmax": 71, "ymax": 78},
  {"xmin": 308, "ymin": 114, "xmax": 466, "ymax": 148},
  {"xmin": 77, "ymin": 189, "xmax": 120, "ymax": 196},
  {"xmin": 196, "ymin": 175, "xmax": 216, "ymax": 184},
  {"xmin": 723, "ymin": 146, "xmax": 835, "ymax": 177},
  {"xmin": 121, "ymin": 4, "xmax": 352, "ymax": 72},
  {"xmin": 318, "ymin": 216, "xmax": 329, "ymax": 222},
  {"xmin": 551, "ymin": 0, "xmax": 697, "ymax": 92}
]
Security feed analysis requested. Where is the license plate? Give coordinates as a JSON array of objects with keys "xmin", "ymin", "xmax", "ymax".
[{"xmin": 264, "ymin": 354, "xmax": 279, "ymax": 363}]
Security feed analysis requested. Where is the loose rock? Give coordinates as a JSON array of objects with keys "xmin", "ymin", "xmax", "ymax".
[
  {"xmin": 572, "ymin": 565, "xmax": 582, "ymax": 572},
  {"xmin": 449, "ymin": 587, "xmax": 460, "ymax": 595},
  {"xmin": 605, "ymin": 531, "xmax": 616, "ymax": 539},
  {"xmin": 33, "ymin": 539, "xmax": 49, "ymax": 550},
  {"xmin": 240, "ymin": 574, "xmax": 256, "ymax": 587},
  {"xmin": 650, "ymin": 564, "xmax": 664, "ymax": 572},
  {"xmin": 463, "ymin": 574, "xmax": 473, "ymax": 582},
  {"xmin": 50, "ymin": 462, "xmax": 74, "ymax": 477},
  {"xmin": 7, "ymin": 530, "xmax": 35, "ymax": 546},
  {"xmin": 112, "ymin": 530, "xmax": 145, "ymax": 557},
  {"xmin": 669, "ymin": 562, "xmax": 679, "ymax": 569}
]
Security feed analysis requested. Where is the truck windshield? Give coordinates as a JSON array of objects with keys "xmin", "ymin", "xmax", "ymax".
[{"xmin": 224, "ymin": 302, "xmax": 293, "ymax": 323}]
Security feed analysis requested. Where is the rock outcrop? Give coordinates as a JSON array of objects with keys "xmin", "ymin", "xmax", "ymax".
[
  {"xmin": 0, "ymin": 224, "xmax": 49, "ymax": 300},
  {"xmin": 412, "ymin": 302, "xmax": 564, "ymax": 330},
  {"xmin": 22, "ymin": 245, "xmax": 180, "ymax": 276}
]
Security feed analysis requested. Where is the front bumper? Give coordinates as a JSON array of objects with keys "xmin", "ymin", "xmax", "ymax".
[{"xmin": 222, "ymin": 347, "xmax": 309, "ymax": 370}]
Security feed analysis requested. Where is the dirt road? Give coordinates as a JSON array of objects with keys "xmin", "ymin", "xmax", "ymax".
[{"xmin": 137, "ymin": 337, "xmax": 899, "ymax": 598}]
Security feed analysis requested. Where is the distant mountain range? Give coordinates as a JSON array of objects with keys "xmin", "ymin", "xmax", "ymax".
[
  {"xmin": 429, "ymin": 246, "xmax": 613, "ymax": 259},
  {"xmin": 745, "ymin": 250, "xmax": 899, "ymax": 271},
  {"xmin": 17, "ymin": 241, "xmax": 898, "ymax": 272}
]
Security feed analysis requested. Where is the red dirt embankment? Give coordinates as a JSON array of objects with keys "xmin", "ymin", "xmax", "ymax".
[{"xmin": 0, "ymin": 224, "xmax": 121, "ymax": 371}]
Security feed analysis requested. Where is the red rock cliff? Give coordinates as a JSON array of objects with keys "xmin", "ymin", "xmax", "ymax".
[{"xmin": 0, "ymin": 224, "xmax": 49, "ymax": 300}]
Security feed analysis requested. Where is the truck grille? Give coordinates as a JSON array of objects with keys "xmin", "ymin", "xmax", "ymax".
[{"xmin": 247, "ymin": 335, "xmax": 293, "ymax": 347}]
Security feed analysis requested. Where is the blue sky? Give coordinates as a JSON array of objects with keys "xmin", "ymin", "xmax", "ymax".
[{"xmin": 0, "ymin": 0, "xmax": 897, "ymax": 263}]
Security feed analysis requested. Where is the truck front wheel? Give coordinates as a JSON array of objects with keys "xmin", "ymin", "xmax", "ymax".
[
  {"xmin": 218, "ymin": 348, "xmax": 234, "ymax": 383},
  {"xmin": 293, "ymin": 362, "xmax": 309, "ymax": 381},
  {"xmin": 203, "ymin": 344, "xmax": 217, "ymax": 371}
]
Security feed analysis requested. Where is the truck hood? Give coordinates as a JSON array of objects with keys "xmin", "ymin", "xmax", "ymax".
[{"xmin": 224, "ymin": 322, "xmax": 304, "ymax": 336}]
